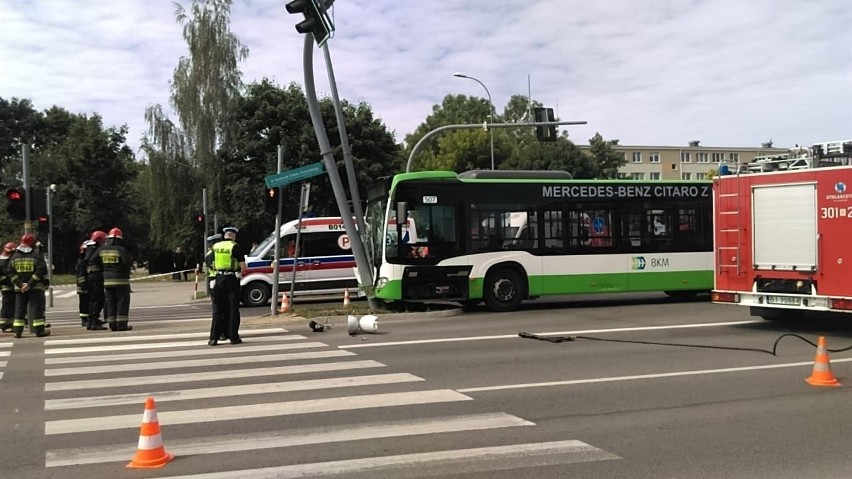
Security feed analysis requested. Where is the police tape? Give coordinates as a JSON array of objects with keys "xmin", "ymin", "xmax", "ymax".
[{"xmin": 130, "ymin": 269, "xmax": 198, "ymax": 282}]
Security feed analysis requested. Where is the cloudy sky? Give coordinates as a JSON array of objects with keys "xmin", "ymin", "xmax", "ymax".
[{"xmin": 2, "ymin": 0, "xmax": 850, "ymax": 155}]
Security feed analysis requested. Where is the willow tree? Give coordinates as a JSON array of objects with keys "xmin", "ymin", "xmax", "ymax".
[{"xmin": 142, "ymin": 0, "xmax": 248, "ymax": 253}]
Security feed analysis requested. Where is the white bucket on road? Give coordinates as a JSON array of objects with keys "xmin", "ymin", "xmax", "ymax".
[{"xmin": 347, "ymin": 314, "xmax": 379, "ymax": 335}]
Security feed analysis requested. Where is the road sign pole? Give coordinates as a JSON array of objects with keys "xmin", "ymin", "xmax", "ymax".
[{"xmin": 271, "ymin": 147, "xmax": 284, "ymax": 316}]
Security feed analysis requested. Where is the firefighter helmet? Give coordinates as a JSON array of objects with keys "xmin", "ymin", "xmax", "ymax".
[
  {"xmin": 2, "ymin": 241, "xmax": 16, "ymax": 253},
  {"xmin": 107, "ymin": 227, "xmax": 123, "ymax": 239},
  {"xmin": 19, "ymin": 233, "xmax": 36, "ymax": 247},
  {"xmin": 90, "ymin": 230, "xmax": 107, "ymax": 243}
]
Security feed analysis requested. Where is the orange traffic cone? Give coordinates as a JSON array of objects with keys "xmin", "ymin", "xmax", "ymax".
[
  {"xmin": 805, "ymin": 336, "xmax": 841, "ymax": 387},
  {"xmin": 127, "ymin": 397, "xmax": 174, "ymax": 469},
  {"xmin": 343, "ymin": 288, "xmax": 351, "ymax": 307},
  {"xmin": 279, "ymin": 293, "xmax": 290, "ymax": 313}
]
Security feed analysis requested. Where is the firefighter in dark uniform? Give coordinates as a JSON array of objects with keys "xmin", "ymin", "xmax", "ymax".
[
  {"xmin": 75, "ymin": 240, "xmax": 90, "ymax": 327},
  {"xmin": 209, "ymin": 227, "xmax": 246, "ymax": 346},
  {"xmin": 0, "ymin": 241, "xmax": 16, "ymax": 333},
  {"xmin": 84, "ymin": 230, "xmax": 108, "ymax": 330},
  {"xmin": 93, "ymin": 227, "xmax": 133, "ymax": 331},
  {"xmin": 9, "ymin": 233, "xmax": 50, "ymax": 338}
]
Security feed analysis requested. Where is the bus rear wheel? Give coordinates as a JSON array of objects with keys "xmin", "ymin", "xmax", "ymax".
[{"xmin": 484, "ymin": 268, "xmax": 524, "ymax": 312}]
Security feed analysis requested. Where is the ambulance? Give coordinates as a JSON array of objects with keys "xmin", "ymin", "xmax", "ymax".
[{"xmin": 241, "ymin": 217, "xmax": 358, "ymax": 307}]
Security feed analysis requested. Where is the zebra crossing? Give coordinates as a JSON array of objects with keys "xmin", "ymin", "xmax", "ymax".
[
  {"xmin": 41, "ymin": 327, "xmax": 619, "ymax": 476},
  {"xmin": 0, "ymin": 341, "xmax": 10, "ymax": 380}
]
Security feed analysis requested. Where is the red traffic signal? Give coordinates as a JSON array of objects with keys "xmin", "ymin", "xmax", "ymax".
[
  {"xmin": 6, "ymin": 189, "xmax": 23, "ymax": 201},
  {"xmin": 194, "ymin": 213, "xmax": 205, "ymax": 224},
  {"xmin": 37, "ymin": 215, "xmax": 49, "ymax": 234},
  {"xmin": 5, "ymin": 188, "xmax": 25, "ymax": 220}
]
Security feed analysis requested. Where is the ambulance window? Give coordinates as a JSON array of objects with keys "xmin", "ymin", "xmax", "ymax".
[
  {"xmin": 302, "ymin": 232, "xmax": 349, "ymax": 257},
  {"xmin": 279, "ymin": 234, "xmax": 298, "ymax": 258}
]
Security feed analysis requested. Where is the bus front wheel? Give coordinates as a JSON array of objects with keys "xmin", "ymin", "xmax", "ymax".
[{"xmin": 484, "ymin": 268, "xmax": 524, "ymax": 312}]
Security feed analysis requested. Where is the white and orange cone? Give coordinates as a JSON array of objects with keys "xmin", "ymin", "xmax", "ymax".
[
  {"xmin": 127, "ymin": 397, "xmax": 174, "ymax": 469},
  {"xmin": 805, "ymin": 336, "xmax": 841, "ymax": 387},
  {"xmin": 279, "ymin": 293, "xmax": 290, "ymax": 313}
]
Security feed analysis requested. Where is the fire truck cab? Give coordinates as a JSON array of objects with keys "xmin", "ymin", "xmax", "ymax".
[{"xmin": 712, "ymin": 140, "xmax": 852, "ymax": 319}]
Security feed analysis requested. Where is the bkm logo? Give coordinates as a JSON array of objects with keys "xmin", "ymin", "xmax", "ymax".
[{"xmin": 631, "ymin": 256, "xmax": 646, "ymax": 270}]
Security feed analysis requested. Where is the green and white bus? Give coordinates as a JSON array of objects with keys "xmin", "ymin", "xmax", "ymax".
[{"xmin": 364, "ymin": 170, "xmax": 713, "ymax": 312}]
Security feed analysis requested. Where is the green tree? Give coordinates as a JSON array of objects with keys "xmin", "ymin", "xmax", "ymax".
[
  {"xmin": 586, "ymin": 133, "xmax": 626, "ymax": 179},
  {"xmin": 142, "ymin": 0, "xmax": 248, "ymax": 258},
  {"xmin": 216, "ymin": 80, "xmax": 401, "ymax": 245},
  {"xmin": 0, "ymin": 98, "xmax": 140, "ymax": 273},
  {"xmin": 405, "ymin": 93, "xmax": 595, "ymax": 176},
  {"xmin": 404, "ymin": 94, "xmax": 501, "ymax": 172}
]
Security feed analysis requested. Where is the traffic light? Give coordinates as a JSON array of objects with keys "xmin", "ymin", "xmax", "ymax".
[
  {"xmin": 194, "ymin": 213, "xmax": 205, "ymax": 225},
  {"xmin": 534, "ymin": 107, "xmax": 557, "ymax": 142},
  {"xmin": 30, "ymin": 187, "xmax": 46, "ymax": 218},
  {"xmin": 5, "ymin": 188, "xmax": 25, "ymax": 220},
  {"xmin": 265, "ymin": 187, "xmax": 279, "ymax": 215},
  {"xmin": 285, "ymin": 0, "xmax": 334, "ymax": 47},
  {"xmin": 36, "ymin": 215, "xmax": 49, "ymax": 235}
]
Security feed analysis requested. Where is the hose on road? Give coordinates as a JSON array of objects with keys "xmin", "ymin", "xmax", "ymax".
[{"xmin": 517, "ymin": 332, "xmax": 852, "ymax": 356}]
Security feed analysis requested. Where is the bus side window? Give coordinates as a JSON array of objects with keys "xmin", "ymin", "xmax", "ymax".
[{"xmin": 542, "ymin": 209, "xmax": 564, "ymax": 252}]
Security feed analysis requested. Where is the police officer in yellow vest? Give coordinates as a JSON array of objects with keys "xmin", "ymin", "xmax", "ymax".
[{"xmin": 209, "ymin": 227, "xmax": 247, "ymax": 346}]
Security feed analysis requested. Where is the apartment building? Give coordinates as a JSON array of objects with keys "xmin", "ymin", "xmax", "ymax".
[{"xmin": 577, "ymin": 141, "xmax": 787, "ymax": 180}]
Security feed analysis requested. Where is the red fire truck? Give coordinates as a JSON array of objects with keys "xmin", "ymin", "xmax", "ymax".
[{"xmin": 712, "ymin": 140, "xmax": 852, "ymax": 319}]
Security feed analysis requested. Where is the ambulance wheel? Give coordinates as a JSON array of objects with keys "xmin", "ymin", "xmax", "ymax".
[
  {"xmin": 483, "ymin": 268, "xmax": 524, "ymax": 312},
  {"xmin": 242, "ymin": 282, "xmax": 271, "ymax": 307}
]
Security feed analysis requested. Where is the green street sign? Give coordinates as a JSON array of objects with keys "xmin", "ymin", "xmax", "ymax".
[{"xmin": 265, "ymin": 162, "xmax": 325, "ymax": 188}]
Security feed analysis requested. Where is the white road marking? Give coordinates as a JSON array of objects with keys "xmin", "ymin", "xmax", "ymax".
[
  {"xmin": 458, "ymin": 357, "xmax": 852, "ymax": 392},
  {"xmin": 45, "ymin": 412, "xmax": 534, "ymax": 467},
  {"xmin": 45, "ymin": 360, "xmax": 385, "ymax": 391},
  {"xmin": 45, "ymin": 342, "xmax": 329, "ymax": 365},
  {"xmin": 45, "ymin": 334, "xmax": 302, "ymax": 355},
  {"xmin": 152, "ymin": 440, "xmax": 618, "ymax": 479},
  {"xmin": 45, "ymin": 349, "xmax": 355, "ymax": 376},
  {"xmin": 45, "ymin": 389, "xmax": 472, "ymax": 434},
  {"xmin": 45, "ymin": 328, "xmax": 287, "ymax": 345},
  {"xmin": 340, "ymin": 320, "xmax": 764, "ymax": 348},
  {"xmin": 45, "ymin": 373, "xmax": 425, "ymax": 410}
]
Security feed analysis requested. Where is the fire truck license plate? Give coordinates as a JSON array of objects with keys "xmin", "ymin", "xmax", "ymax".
[{"xmin": 767, "ymin": 296, "xmax": 801, "ymax": 306}]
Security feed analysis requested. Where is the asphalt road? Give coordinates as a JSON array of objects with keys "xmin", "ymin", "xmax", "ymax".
[{"xmin": 3, "ymin": 286, "xmax": 852, "ymax": 478}]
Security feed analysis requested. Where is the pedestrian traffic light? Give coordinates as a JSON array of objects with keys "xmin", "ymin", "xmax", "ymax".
[
  {"xmin": 194, "ymin": 213, "xmax": 205, "ymax": 225},
  {"xmin": 534, "ymin": 107, "xmax": 557, "ymax": 142},
  {"xmin": 285, "ymin": 0, "xmax": 334, "ymax": 47},
  {"xmin": 5, "ymin": 188, "xmax": 25, "ymax": 220},
  {"xmin": 36, "ymin": 215, "xmax": 49, "ymax": 235},
  {"xmin": 265, "ymin": 187, "xmax": 279, "ymax": 215}
]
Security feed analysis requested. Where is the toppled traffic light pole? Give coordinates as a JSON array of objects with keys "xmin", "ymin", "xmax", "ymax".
[{"xmin": 286, "ymin": 0, "xmax": 379, "ymax": 310}]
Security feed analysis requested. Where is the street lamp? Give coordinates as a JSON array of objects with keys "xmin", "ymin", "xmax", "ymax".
[{"xmin": 453, "ymin": 72, "xmax": 495, "ymax": 170}]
